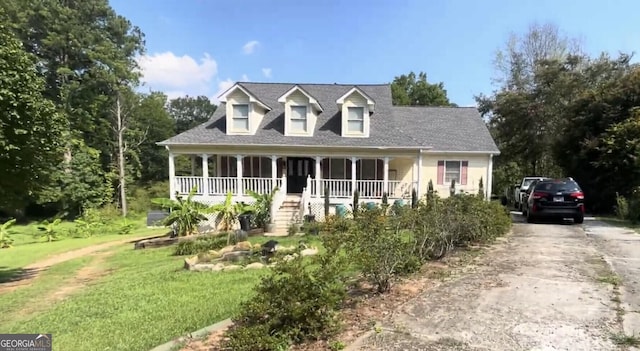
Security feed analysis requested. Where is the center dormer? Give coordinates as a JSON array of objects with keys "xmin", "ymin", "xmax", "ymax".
[
  {"xmin": 218, "ymin": 84, "xmax": 271, "ymax": 135},
  {"xmin": 336, "ymin": 87, "xmax": 375, "ymax": 138},
  {"xmin": 277, "ymin": 85, "xmax": 323, "ymax": 137}
]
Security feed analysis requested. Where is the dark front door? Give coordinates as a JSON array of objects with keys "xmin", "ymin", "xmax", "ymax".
[{"xmin": 287, "ymin": 157, "xmax": 315, "ymax": 193}]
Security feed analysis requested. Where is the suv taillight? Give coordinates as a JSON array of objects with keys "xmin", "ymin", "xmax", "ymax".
[
  {"xmin": 532, "ymin": 192, "xmax": 545, "ymax": 199},
  {"xmin": 570, "ymin": 192, "xmax": 584, "ymax": 200}
]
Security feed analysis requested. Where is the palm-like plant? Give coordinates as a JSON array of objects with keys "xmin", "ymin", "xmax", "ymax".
[
  {"xmin": 0, "ymin": 218, "xmax": 16, "ymax": 248},
  {"xmin": 209, "ymin": 191, "xmax": 254, "ymax": 244},
  {"xmin": 37, "ymin": 218, "xmax": 62, "ymax": 242},
  {"xmin": 246, "ymin": 187, "xmax": 278, "ymax": 229},
  {"xmin": 151, "ymin": 186, "xmax": 210, "ymax": 236}
]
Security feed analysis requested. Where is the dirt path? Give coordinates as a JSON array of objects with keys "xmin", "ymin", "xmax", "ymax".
[
  {"xmin": 0, "ymin": 234, "xmax": 161, "ymax": 293},
  {"xmin": 354, "ymin": 219, "xmax": 622, "ymax": 350}
]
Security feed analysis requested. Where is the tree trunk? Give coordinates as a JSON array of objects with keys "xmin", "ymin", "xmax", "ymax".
[{"xmin": 116, "ymin": 94, "xmax": 127, "ymax": 217}]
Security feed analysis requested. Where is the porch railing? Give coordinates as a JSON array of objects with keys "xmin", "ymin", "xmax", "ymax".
[
  {"xmin": 317, "ymin": 179, "xmax": 416, "ymax": 198},
  {"xmin": 176, "ymin": 176, "xmax": 283, "ymax": 197}
]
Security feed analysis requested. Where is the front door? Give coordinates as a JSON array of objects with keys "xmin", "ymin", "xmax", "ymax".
[{"xmin": 287, "ymin": 157, "xmax": 315, "ymax": 193}]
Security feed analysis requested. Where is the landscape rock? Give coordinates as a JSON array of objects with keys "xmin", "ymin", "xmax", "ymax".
[
  {"xmin": 184, "ymin": 256, "xmax": 199, "ymax": 270},
  {"xmin": 244, "ymin": 262, "xmax": 266, "ymax": 269},
  {"xmin": 208, "ymin": 250, "xmax": 221, "ymax": 258},
  {"xmin": 233, "ymin": 241, "xmax": 252, "ymax": 251},
  {"xmin": 253, "ymin": 243, "xmax": 262, "ymax": 250},
  {"xmin": 222, "ymin": 265, "xmax": 241, "ymax": 271},
  {"xmin": 218, "ymin": 246, "xmax": 234, "ymax": 255},
  {"xmin": 221, "ymin": 250, "xmax": 251, "ymax": 262},
  {"xmin": 300, "ymin": 248, "xmax": 319, "ymax": 256},
  {"xmin": 193, "ymin": 263, "xmax": 224, "ymax": 272}
]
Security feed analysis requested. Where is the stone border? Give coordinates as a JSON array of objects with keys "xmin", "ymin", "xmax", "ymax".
[{"xmin": 148, "ymin": 318, "xmax": 233, "ymax": 351}]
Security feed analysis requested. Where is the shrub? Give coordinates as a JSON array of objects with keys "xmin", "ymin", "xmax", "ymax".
[
  {"xmin": 352, "ymin": 190, "xmax": 360, "ymax": 217},
  {"xmin": 151, "ymin": 186, "xmax": 210, "ymax": 237},
  {"xmin": 324, "ymin": 186, "xmax": 330, "ymax": 218},
  {"xmin": 222, "ymin": 253, "xmax": 348, "ymax": 350},
  {"xmin": 0, "ymin": 218, "xmax": 16, "ymax": 248},
  {"xmin": 36, "ymin": 218, "xmax": 62, "ymax": 242},
  {"xmin": 342, "ymin": 207, "xmax": 413, "ymax": 293},
  {"xmin": 478, "ymin": 177, "xmax": 485, "ymax": 199},
  {"xmin": 173, "ymin": 235, "xmax": 228, "ymax": 256},
  {"xmin": 411, "ymin": 189, "xmax": 418, "ymax": 208},
  {"xmin": 247, "ymin": 187, "xmax": 278, "ymax": 229},
  {"xmin": 129, "ymin": 181, "xmax": 169, "ymax": 214},
  {"xmin": 615, "ymin": 192, "xmax": 629, "ymax": 220}
]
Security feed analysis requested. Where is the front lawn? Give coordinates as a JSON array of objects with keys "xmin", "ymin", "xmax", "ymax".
[{"xmin": 0, "ymin": 236, "xmax": 321, "ymax": 351}]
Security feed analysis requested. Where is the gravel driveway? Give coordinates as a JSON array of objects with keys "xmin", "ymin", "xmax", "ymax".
[{"xmin": 351, "ymin": 217, "xmax": 624, "ymax": 350}]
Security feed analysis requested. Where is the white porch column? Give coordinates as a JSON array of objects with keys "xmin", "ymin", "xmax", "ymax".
[
  {"xmin": 487, "ymin": 154, "xmax": 494, "ymax": 201},
  {"xmin": 236, "ymin": 155, "xmax": 244, "ymax": 196},
  {"xmin": 216, "ymin": 155, "xmax": 221, "ymax": 177},
  {"xmin": 271, "ymin": 156, "xmax": 278, "ymax": 190},
  {"xmin": 416, "ymin": 152, "xmax": 423, "ymax": 198},
  {"xmin": 201, "ymin": 154, "xmax": 209, "ymax": 196},
  {"xmin": 315, "ymin": 157, "xmax": 322, "ymax": 198},
  {"xmin": 351, "ymin": 157, "xmax": 357, "ymax": 195},
  {"xmin": 168, "ymin": 152, "xmax": 176, "ymax": 200},
  {"xmin": 383, "ymin": 157, "xmax": 389, "ymax": 195}
]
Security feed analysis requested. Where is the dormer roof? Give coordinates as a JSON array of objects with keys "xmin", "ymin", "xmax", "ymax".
[
  {"xmin": 336, "ymin": 86, "xmax": 376, "ymax": 112},
  {"xmin": 277, "ymin": 85, "xmax": 323, "ymax": 112},
  {"xmin": 217, "ymin": 83, "xmax": 272, "ymax": 111}
]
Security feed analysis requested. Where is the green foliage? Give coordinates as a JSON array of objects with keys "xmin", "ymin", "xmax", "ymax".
[
  {"xmin": 449, "ymin": 179, "xmax": 456, "ymax": 196},
  {"xmin": 0, "ymin": 218, "xmax": 16, "ymax": 248},
  {"xmin": 0, "ymin": 21, "xmax": 65, "ymax": 211},
  {"xmin": 381, "ymin": 192, "xmax": 389, "ymax": 213},
  {"xmin": 478, "ymin": 177, "xmax": 485, "ymax": 198},
  {"xmin": 341, "ymin": 207, "xmax": 414, "ymax": 293},
  {"xmin": 209, "ymin": 192, "xmax": 254, "ymax": 244},
  {"xmin": 615, "ymin": 193, "xmax": 630, "ymax": 220},
  {"xmin": 301, "ymin": 221, "xmax": 321, "ymax": 235},
  {"xmin": 128, "ymin": 182, "xmax": 169, "ymax": 214},
  {"xmin": 167, "ymin": 96, "xmax": 217, "ymax": 134},
  {"xmin": 151, "ymin": 187, "xmax": 209, "ymax": 236},
  {"xmin": 36, "ymin": 218, "xmax": 62, "ymax": 242},
  {"xmin": 391, "ymin": 71, "xmax": 454, "ymax": 106},
  {"xmin": 324, "ymin": 186, "xmax": 330, "ymax": 218},
  {"xmin": 247, "ymin": 187, "xmax": 278, "ymax": 228},
  {"xmin": 173, "ymin": 235, "xmax": 228, "ymax": 256},
  {"xmin": 223, "ymin": 254, "xmax": 348, "ymax": 350}
]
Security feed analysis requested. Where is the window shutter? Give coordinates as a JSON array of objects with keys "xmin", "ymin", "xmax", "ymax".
[
  {"xmin": 461, "ymin": 161, "xmax": 468, "ymax": 185},
  {"xmin": 437, "ymin": 161, "xmax": 444, "ymax": 185}
]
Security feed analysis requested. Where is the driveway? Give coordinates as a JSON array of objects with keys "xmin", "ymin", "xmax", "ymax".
[
  {"xmin": 351, "ymin": 217, "xmax": 623, "ymax": 350},
  {"xmin": 585, "ymin": 220, "xmax": 640, "ymax": 342}
]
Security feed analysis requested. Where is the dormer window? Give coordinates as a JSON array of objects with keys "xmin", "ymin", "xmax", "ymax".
[
  {"xmin": 232, "ymin": 104, "xmax": 249, "ymax": 131},
  {"xmin": 336, "ymin": 87, "xmax": 375, "ymax": 138},
  {"xmin": 290, "ymin": 105, "xmax": 308, "ymax": 133},
  {"xmin": 217, "ymin": 83, "xmax": 271, "ymax": 136},
  {"xmin": 278, "ymin": 85, "xmax": 321, "ymax": 136},
  {"xmin": 347, "ymin": 107, "xmax": 364, "ymax": 133}
]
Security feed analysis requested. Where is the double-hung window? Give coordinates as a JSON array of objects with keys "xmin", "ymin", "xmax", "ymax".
[
  {"xmin": 290, "ymin": 105, "xmax": 307, "ymax": 133},
  {"xmin": 232, "ymin": 104, "xmax": 249, "ymax": 131},
  {"xmin": 347, "ymin": 106, "xmax": 364, "ymax": 133},
  {"xmin": 444, "ymin": 161, "xmax": 461, "ymax": 183}
]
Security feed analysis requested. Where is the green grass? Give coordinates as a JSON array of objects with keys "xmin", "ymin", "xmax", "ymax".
[
  {"xmin": 0, "ymin": 223, "xmax": 165, "ymax": 272},
  {"xmin": 0, "ymin": 235, "xmax": 324, "ymax": 351}
]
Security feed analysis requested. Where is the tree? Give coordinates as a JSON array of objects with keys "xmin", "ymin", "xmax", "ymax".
[
  {"xmin": 391, "ymin": 71, "xmax": 454, "ymax": 106},
  {"xmin": 0, "ymin": 21, "xmax": 66, "ymax": 213},
  {"xmin": 168, "ymin": 96, "xmax": 217, "ymax": 134}
]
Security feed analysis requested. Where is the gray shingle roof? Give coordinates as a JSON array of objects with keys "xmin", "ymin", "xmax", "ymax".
[{"xmin": 159, "ymin": 82, "xmax": 499, "ymax": 153}]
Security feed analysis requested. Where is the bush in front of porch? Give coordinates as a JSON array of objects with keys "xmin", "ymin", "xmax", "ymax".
[{"xmin": 221, "ymin": 193, "xmax": 512, "ymax": 350}]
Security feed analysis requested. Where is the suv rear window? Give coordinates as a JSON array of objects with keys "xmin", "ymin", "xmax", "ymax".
[{"xmin": 534, "ymin": 180, "xmax": 581, "ymax": 192}]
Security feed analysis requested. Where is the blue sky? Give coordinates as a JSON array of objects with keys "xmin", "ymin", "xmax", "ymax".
[{"xmin": 111, "ymin": 0, "xmax": 640, "ymax": 106}]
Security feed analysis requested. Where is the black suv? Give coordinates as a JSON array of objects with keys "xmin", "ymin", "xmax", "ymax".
[{"xmin": 523, "ymin": 178, "xmax": 585, "ymax": 224}]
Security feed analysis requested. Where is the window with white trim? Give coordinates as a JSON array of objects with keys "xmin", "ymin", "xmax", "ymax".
[
  {"xmin": 347, "ymin": 107, "xmax": 364, "ymax": 133},
  {"xmin": 356, "ymin": 159, "xmax": 383, "ymax": 180},
  {"xmin": 445, "ymin": 161, "xmax": 461, "ymax": 183},
  {"xmin": 290, "ymin": 105, "xmax": 307, "ymax": 132},
  {"xmin": 232, "ymin": 104, "xmax": 249, "ymax": 131}
]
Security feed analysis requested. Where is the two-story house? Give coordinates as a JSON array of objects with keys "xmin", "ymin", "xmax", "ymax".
[{"xmin": 158, "ymin": 82, "xmax": 499, "ymax": 229}]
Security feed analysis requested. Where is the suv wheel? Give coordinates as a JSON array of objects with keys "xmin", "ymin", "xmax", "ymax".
[{"xmin": 574, "ymin": 215, "xmax": 584, "ymax": 224}]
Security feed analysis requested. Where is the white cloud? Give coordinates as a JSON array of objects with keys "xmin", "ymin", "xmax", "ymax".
[
  {"xmin": 137, "ymin": 52, "xmax": 217, "ymax": 88},
  {"xmin": 241, "ymin": 74, "xmax": 249, "ymax": 82},
  {"xmin": 242, "ymin": 40, "xmax": 260, "ymax": 54},
  {"xmin": 262, "ymin": 68, "xmax": 272, "ymax": 78}
]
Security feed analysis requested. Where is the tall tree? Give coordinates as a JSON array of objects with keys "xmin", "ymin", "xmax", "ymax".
[
  {"xmin": 0, "ymin": 20, "xmax": 66, "ymax": 213},
  {"xmin": 390, "ymin": 71, "xmax": 454, "ymax": 106},
  {"xmin": 168, "ymin": 96, "xmax": 217, "ymax": 134}
]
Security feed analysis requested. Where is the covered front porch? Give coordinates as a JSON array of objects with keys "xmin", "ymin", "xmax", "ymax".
[{"xmin": 169, "ymin": 154, "xmax": 420, "ymax": 202}]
